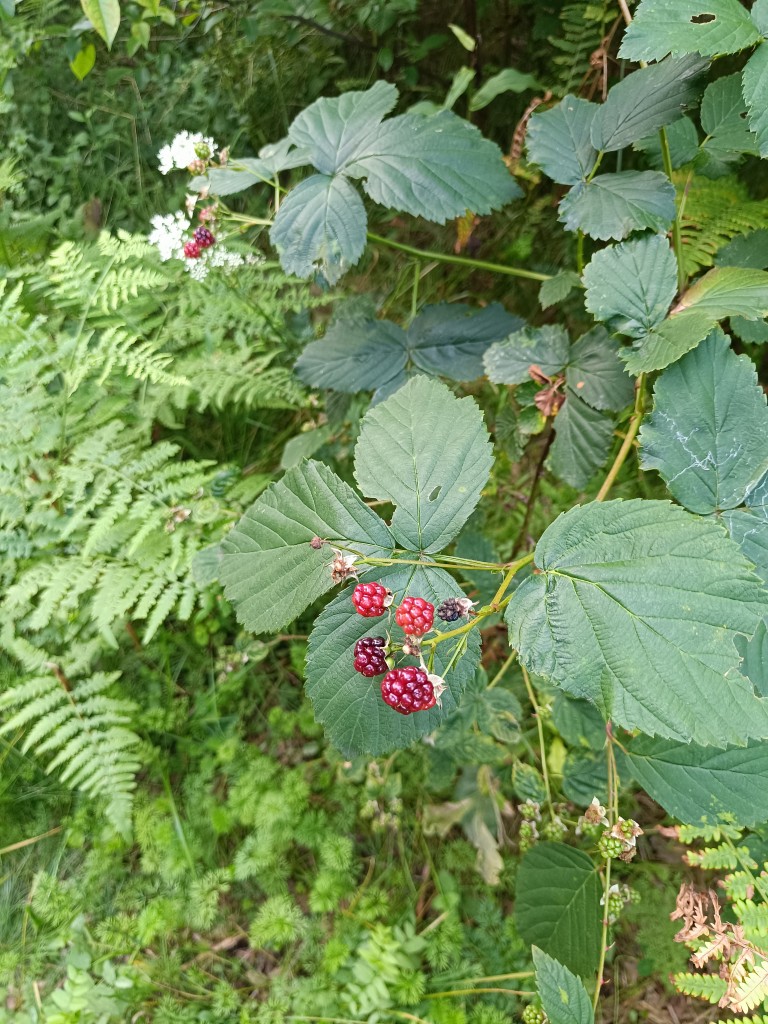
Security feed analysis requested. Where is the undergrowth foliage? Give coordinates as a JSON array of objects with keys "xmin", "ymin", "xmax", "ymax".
[{"xmin": 2, "ymin": 0, "xmax": 768, "ymax": 1021}]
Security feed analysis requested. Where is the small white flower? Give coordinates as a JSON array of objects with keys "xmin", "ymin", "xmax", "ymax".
[
  {"xmin": 158, "ymin": 131, "xmax": 217, "ymax": 175},
  {"xmin": 147, "ymin": 210, "xmax": 190, "ymax": 262}
]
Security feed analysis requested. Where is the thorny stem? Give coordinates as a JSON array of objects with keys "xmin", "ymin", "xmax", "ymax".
[
  {"xmin": 594, "ymin": 374, "xmax": 646, "ymax": 501},
  {"xmin": 594, "ymin": 738, "xmax": 620, "ymax": 1013},
  {"xmin": 521, "ymin": 666, "xmax": 554, "ymax": 817},
  {"xmin": 366, "ymin": 231, "xmax": 553, "ymax": 282}
]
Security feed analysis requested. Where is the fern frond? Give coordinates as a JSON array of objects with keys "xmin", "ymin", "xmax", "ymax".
[
  {"xmin": 732, "ymin": 961, "xmax": 768, "ymax": 1013},
  {"xmin": 548, "ymin": 2, "xmax": 610, "ymax": 96},
  {"xmin": 674, "ymin": 971, "xmax": 728, "ymax": 1004},
  {"xmin": 0, "ymin": 642, "xmax": 140, "ymax": 836},
  {"xmin": 737, "ymin": 902, "xmax": 768, "ymax": 940},
  {"xmin": 678, "ymin": 174, "xmax": 768, "ymax": 276}
]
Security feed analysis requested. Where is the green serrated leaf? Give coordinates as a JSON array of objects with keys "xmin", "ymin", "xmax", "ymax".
[
  {"xmin": 737, "ymin": 619, "xmax": 768, "ymax": 697},
  {"xmin": 533, "ymin": 948, "xmax": 595, "ymax": 1024},
  {"xmin": 562, "ymin": 749, "xmax": 609, "ymax": 807},
  {"xmin": 81, "ymin": 0, "xmax": 120, "ymax": 47},
  {"xmin": 469, "ymin": 67, "xmax": 541, "ymax": 110},
  {"xmin": 407, "ymin": 303, "xmax": 524, "ymax": 380},
  {"xmin": 634, "ymin": 116, "xmax": 701, "ymax": 169},
  {"xmin": 753, "ymin": 0, "xmax": 768, "ymax": 33},
  {"xmin": 517, "ymin": 843, "xmax": 602, "ymax": 977},
  {"xmin": 552, "ymin": 693, "xmax": 607, "ymax": 751},
  {"xmin": 305, "ymin": 562, "xmax": 479, "ymax": 755},
  {"xmin": 295, "ymin": 319, "xmax": 408, "ymax": 393},
  {"xmin": 549, "ymin": 393, "xmax": 615, "ymax": 489},
  {"xmin": 506, "ymin": 499, "xmax": 768, "ymax": 747},
  {"xmin": 526, "ymin": 96, "xmax": 598, "ymax": 186},
  {"xmin": 640, "ymin": 329, "xmax": 768, "ymax": 513},
  {"xmin": 583, "ymin": 234, "xmax": 677, "ymax": 339},
  {"xmin": 743, "ymin": 43, "xmax": 768, "ymax": 158},
  {"xmin": 345, "ymin": 108, "xmax": 521, "ymax": 221},
  {"xmin": 220, "ymin": 461, "xmax": 393, "ymax": 635},
  {"xmin": 620, "ymin": 736, "xmax": 768, "ymax": 827},
  {"xmin": 484, "ymin": 326, "xmax": 570, "ymax": 384},
  {"xmin": 701, "ymin": 72, "xmax": 758, "ymax": 157},
  {"xmin": 731, "ymin": 315, "xmax": 768, "ymax": 344},
  {"xmin": 191, "ymin": 155, "xmax": 295, "ymax": 197},
  {"xmin": 716, "ymin": 229, "xmax": 768, "ymax": 269},
  {"xmin": 539, "ymin": 271, "xmax": 582, "ymax": 309},
  {"xmin": 270, "ymin": 173, "xmax": 367, "ymax": 284},
  {"xmin": 622, "ymin": 309, "xmax": 715, "ymax": 374},
  {"xmin": 591, "ymin": 55, "xmax": 706, "ymax": 153},
  {"xmin": 676, "ymin": 266, "xmax": 768, "ymax": 318},
  {"xmin": 618, "ymin": 0, "xmax": 760, "ymax": 63},
  {"xmin": 354, "ymin": 376, "xmax": 493, "ymax": 553},
  {"xmin": 721, "ymin": 507, "xmax": 768, "ymax": 584},
  {"xmin": 565, "ymin": 328, "xmax": 634, "ymax": 412},
  {"xmin": 559, "ymin": 172, "xmax": 676, "ymax": 241}
]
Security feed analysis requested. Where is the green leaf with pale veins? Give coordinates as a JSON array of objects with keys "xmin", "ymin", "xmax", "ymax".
[
  {"xmin": 81, "ymin": 0, "xmax": 120, "ymax": 47},
  {"xmin": 737, "ymin": 619, "xmax": 768, "ymax": 697},
  {"xmin": 721, "ymin": 507, "xmax": 768, "ymax": 584},
  {"xmin": 619, "ymin": 0, "xmax": 761, "ymax": 63},
  {"xmin": 583, "ymin": 234, "xmax": 677, "ymax": 340},
  {"xmin": 219, "ymin": 461, "xmax": 394, "ymax": 635},
  {"xmin": 591, "ymin": 55, "xmax": 706, "ymax": 152},
  {"xmin": 620, "ymin": 736, "xmax": 768, "ymax": 827},
  {"xmin": 506, "ymin": 499, "xmax": 768, "ymax": 747},
  {"xmin": 549, "ymin": 393, "xmax": 615, "ymax": 489},
  {"xmin": 305, "ymin": 562, "xmax": 480, "ymax": 755},
  {"xmin": 558, "ymin": 172, "xmax": 676, "ymax": 241},
  {"xmin": 640, "ymin": 330, "xmax": 768, "ymax": 513},
  {"xmin": 344, "ymin": 108, "xmax": 521, "ymax": 221},
  {"xmin": 743, "ymin": 44, "xmax": 768, "ymax": 158},
  {"xmin": 484, "ymin": 326, "xmax": 570, "ymax": 384},
  {"xmin": 701, "ymin": 73, "xmax": 758, "ymax": 157},
  {"xmin": 565, "ymin": 328, "xmax": 634, "ymax": 411},
  {"xmin": 270, "ymin": 174, "xmax": 367, "ymax": 284},
  {"xmin": 533, "ymin": 948, "xmax": 595, "ymax": 1024},
  {"xmin": 516, "ymin": 843, "xmax": 601, "ymax": 978},
  {"xmin": 354, "ymin": 376, "xmax": 493, "ymax": 553},
  {"xmin": 526, "ymin": 96, "xmax": 598, "ymax": 186}
]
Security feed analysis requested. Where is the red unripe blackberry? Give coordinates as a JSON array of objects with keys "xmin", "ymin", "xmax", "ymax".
[
  {"xmin": 353, "ymin": 636, "xmax": 387, "ymax": 677},
  {"xmin": 380, "ymin": 666, "xmax": 436, "ymax": 715},
  {"xmin": 395, "ymin": 597, "xmax": 434, "ymax": 637},
  {"xmin": 193, "ymin": 226, "xmax": 216, "ymax": 248},
  {"xmin": 183, "ymin": 240, "xmax": 202, "ymax": 259},
  {"xmin": 351, "ymin": 582, "xmax": 392, "ymax": 618}
]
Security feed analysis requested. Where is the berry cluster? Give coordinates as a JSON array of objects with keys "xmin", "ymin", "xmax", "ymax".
[
  {"xmin": 349, "ymin": 582, "xmax": 469, "ymax": 715},
  {"xmin": 182, "ymin": 218, "xmax": 217, "ymax": 261}
]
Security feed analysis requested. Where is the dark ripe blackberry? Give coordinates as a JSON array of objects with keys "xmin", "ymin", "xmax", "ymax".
[
  {"xmin": 437, "ymin": 597, "xmax": 462, "ymax": 622},
  {"xmin": 353, "ymin": 636, "xmax": 387, "ymax": 678},
  {"xmin": 193, "ymin": 226, "xmax": 216, "ymax": 248}
]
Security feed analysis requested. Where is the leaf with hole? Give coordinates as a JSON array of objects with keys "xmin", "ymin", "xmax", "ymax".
[
  {"xmin": 619, "ymin": 0, "xmax": 761, "ymax": 63},
  {"xmin": 526, "ymin": 96, "xmax": 598, "ymax": 186},
  {"xmin": 354, "ymin": 376, "xmax": 493, "ymax": 553},
  {"xmin": 640, "ymin": 330, "xmax": 768, "ymax": 513},
  {"xmin": 219, "ymin": 461, "xmax": 393, "ymax": 635},
  {"xmin": 558, "ymin": 172, "xmax": 676, "ymax": 241},
  {"xmin": 565, "ymin": 328, "xmax": 634, "ymax": 412},
  {"xmin": 506, "ymin": 499, "xmax": 768, "ymax": 747},
  {"xmin": 305, "ymin": 562, "xmax": 480, "ymax": 756},
  {"xmin": 516, "ymin": 843, "xmax": 602, "ymax": 977}
]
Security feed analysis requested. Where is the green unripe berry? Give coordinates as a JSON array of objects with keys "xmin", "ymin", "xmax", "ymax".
[
  {"xmin": 522, "ymin": 1005, "xmax": 548, "ymax": 1024},
  {"xmin": 597, "ymin": 833, "xmax": 625, "ymax": 859}
]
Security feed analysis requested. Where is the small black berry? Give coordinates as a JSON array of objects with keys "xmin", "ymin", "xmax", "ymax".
[{"xmin": 193, "ymin": 226, "xmax": 216, "ymax": 248}]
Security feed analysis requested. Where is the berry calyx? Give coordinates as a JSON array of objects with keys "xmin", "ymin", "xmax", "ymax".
[
  {"xmin": 183, "ymin": 240, "xmax": 202, "ymax": 259},
  {"xmin": 353, "ymin": 636, "xmax": 388, "ymax": 678},
  {"xmin": 193, "ymin": 226, "xmax": 216, "ymax": 248},
  {"xmin": 381, "ymin": 667, "xmax": 436, "ymax": 715},
  {"xmin": 395, "ymin": 597, "xmax": 434, "ymax": 637},
  {"xmin": 436, "ymin": 597, "xmax": 475, "ymax": 622},
  {"xmin": 351, "ymin": 582, "xmax": 393, "ymax": 618}
]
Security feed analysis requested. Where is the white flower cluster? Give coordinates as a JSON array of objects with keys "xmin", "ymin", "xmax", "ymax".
[
  {"xmin": 158, "ymin": 131, "xmax": 216, "ymax": 175},
  {"xmin": 147, "ymin": 210, "xmax": 190, "ymax": 261},
  {"xmin": 186, "ymin": 248, "xmax": 265, "ymax": 282}
]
